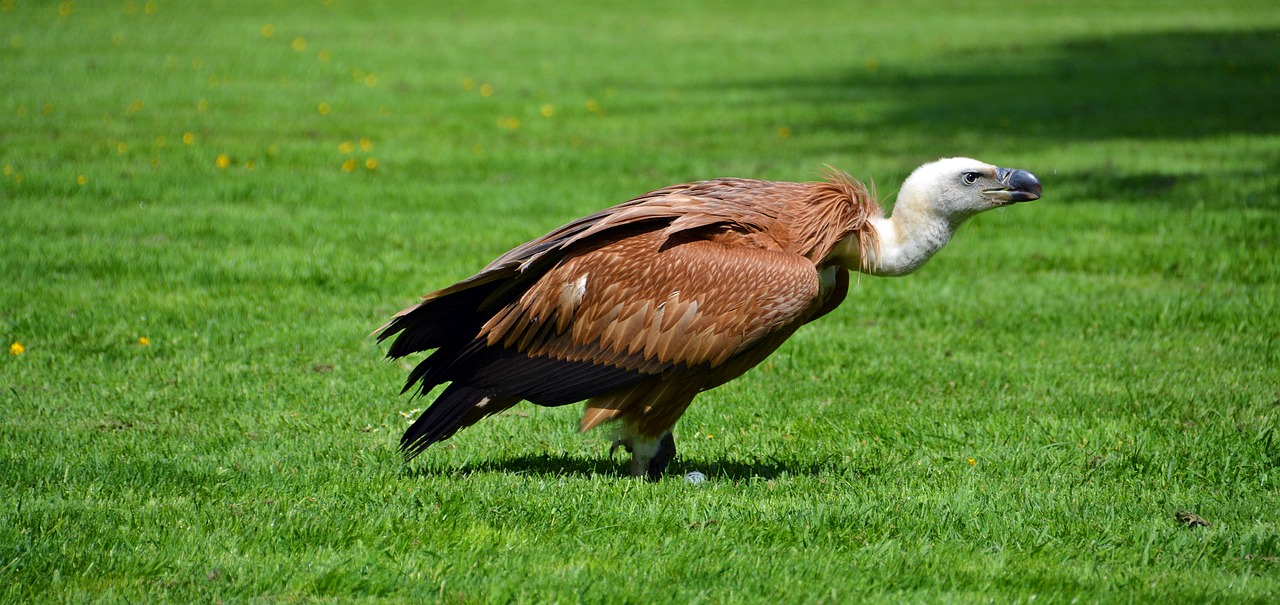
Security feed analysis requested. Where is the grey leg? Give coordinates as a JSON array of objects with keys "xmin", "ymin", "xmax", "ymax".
[
  {"xmin": 646, "ymin": 432, "xmax": 676, "ymax": 481},
  {"xmin": 612, "ymin": 430, "xmax": 676, "ymax": 481}
]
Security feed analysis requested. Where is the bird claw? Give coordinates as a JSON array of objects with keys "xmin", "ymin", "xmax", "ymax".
[
  {"xmin": 610, "ymin": 433, "xmax": 677, "ymax": 481},
  {"xmin": 646, "ymin": 432, "xmax": 677, "ymax": 482},
  {"xmin": 609, "ymin": 438, "xmax": 634, "ymax": 458}
]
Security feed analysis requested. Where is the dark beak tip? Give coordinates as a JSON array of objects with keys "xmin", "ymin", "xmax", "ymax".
[{"xmin": 1003, "ymin": 168, "xmax": 1042, "ymax": 202}]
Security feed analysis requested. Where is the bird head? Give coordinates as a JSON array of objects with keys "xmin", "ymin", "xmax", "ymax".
[{"xmin": 897, "ymin": 157, "xmax": 1041, "ymax": 224}]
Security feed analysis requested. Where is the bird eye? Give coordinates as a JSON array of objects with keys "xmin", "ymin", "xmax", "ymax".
[{"xmin": 962, "ymin": 172, "xmax": 979, "ymax": 185}]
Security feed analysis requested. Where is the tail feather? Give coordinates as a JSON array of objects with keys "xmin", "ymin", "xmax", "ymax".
[
  {"xmin": 400, "ymin": 345, "xmax": 464, "ymax": 395},
  {"xmin": 401, "ymin": 383, "xmax": 513, "ymax": 460},
  {"xmin": 378, "ymin": 272, "xmax": 518, "ymax": 360},
  {"xmin": 379, "ymin": 296, "xmax": 487, "ymax": 360},
  {"xmin": 462, "ymin": 348, "xmax": 648, "ymax": 406},
  {"xmin": 397, "ymin": 346, "xmax": 650, "ymax": 460}
]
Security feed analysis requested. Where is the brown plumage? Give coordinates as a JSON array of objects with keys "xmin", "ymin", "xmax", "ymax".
[{"xmin": 378, "ymin": 158, "xmax": 1041, "ymax": 479}]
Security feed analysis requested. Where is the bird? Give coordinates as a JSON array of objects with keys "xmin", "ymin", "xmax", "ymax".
[{"xmin": 377, "ymin": 157, "xmax": 1041, "ymax": 480}]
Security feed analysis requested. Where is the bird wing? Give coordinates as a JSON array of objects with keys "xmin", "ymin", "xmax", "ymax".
[
  {"xmin": 477, "ymin": 230, "xmax": 823, "ymax": 384},
  {"xmin": 376, "ymin": 179, "xmax": 792, "ymax": 357}
]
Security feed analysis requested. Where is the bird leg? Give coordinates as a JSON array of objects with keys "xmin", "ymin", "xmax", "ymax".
[
  {"xmin": 648, "ymin": 432, "xmax": 676, "ymax": 481},
  {"xmin": 610, "ymin": 430, "xmax": 676, "ymax": 481}
]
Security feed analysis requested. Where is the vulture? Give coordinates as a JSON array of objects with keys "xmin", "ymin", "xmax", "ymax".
[{"xmin": 377, "ymin": 158, "xmax": 1041, "ymax": 480}]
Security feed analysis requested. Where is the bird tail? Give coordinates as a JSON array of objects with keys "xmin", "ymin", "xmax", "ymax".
[
  {"xmin": 375, "ymin": 279, "xmax": 503, "ymax": 360},
  {"xmin": 399, "ymin": 383, "xmax": 517, "ymax": 460}
]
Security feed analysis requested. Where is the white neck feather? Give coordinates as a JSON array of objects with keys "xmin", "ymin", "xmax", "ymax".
[
  {"xmin": 830, "ymin": 186, "xmax": 961, "ymax": 277},
  {"xmin": 864, "ymin": 207, "xmax": 956, "ymax": 276}
]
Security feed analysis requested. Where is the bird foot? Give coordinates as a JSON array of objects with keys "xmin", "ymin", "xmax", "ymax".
[
  {"xmin": 647, "ymin": 432, "xmax": 676, "ymax": 481},
  {"xmin": 612, "ymin": 432, "xmax": 675, "ymax": 481},
  {"xmin": 609, "ymin": 438, "xmax": 633, "ymax": 458}
]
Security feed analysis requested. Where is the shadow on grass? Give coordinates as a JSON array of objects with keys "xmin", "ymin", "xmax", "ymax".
[
  {"xmin": 402, "ymin": 452, "xmax": 879, "ymax": 482},
  {"xmin": 718, "ymin": 30, "xmax": 1280, "ymax": 155}
]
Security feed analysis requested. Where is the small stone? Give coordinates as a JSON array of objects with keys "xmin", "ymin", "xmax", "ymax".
[{"xmin": 1175, "ymin": 511, "xmax": 1210, "ymax": 528}]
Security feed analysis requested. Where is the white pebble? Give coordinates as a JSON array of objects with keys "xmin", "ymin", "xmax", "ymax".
[{"xmin": 684, "ymin": 471, "xmax": 707, "ymax": 485}]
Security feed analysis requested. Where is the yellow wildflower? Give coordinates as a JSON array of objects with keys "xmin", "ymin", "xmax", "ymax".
[
  {"xmin": 364, "ymin": 158, "xmax": 378, "ymax": 171},
  {"xmin": 338, "ymin": 141, "xmax": 354, "ymax": 154},
  {"xmin": 77, "ymin": 175, "xmax": 87, "ymax": 186},
  {"xmin": 116, "ymin": 142, "xmax": 127, "ymax": 154},
  {"xmin": 540, "ymin": 104, "xmax": 554, "ymax": 118},
  {"xmin": 138, "ymin": 337, "xmax": 150, "ymax": 346},
  {"xmin": 291, "ymin": 37, "xmax": 306, "ymax": 52},
  {"xmin": 358, "ymin": 138, "xmax": 372, "ymax": 152},
  {"xmin": 182, "ymin": 132, "xmax": 195, "ymax": 145},
  {"xmin": 967, "ymin": 458, "xmax": 977, "ymax": 466},
  {"xmin": 363, "ymin": 73, "xmax": 377, "ymax": 87},
  {"xmin": 317, "ymin": 102, "xmax": 331, "ymax": 116},
  {"xmin": 143, "ymin": 0, "xmax": 156, "ymax": 14},
  {"xmin": 778, "ymin": 126, "xmax": 791, "ymax": 139},
  {"xmin": 479, "ymin": 83, "xmax": 493, "ymax": 97},
  {"xmin": 261, "ymin": 24, "xmax": 276, "ymax": 38},
  {"xmin": 58, "ymin": 1, "xmax": 73, "ymax": 17},
  {"xmin": 215, "ymin": 154, "xmax": 230, "ymax": 169},
  {"xmin": 9, "ymin": 342, "xmax": 24, "ymax": 355},
  {"xmin": 341, "ymin": 158, "xmax": 357, "ymax": 172},
  {"xmin": 585, "ymin": 99, "xmax": 600, "ymax": 113}
]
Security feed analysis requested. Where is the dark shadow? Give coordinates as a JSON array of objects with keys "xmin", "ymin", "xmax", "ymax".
[
  {"xmin": 400, "ymin": 452, "xmax": 883, "ymax": 482},
  {"xmin": 460, "ymin": 453, "xmax": 626, "ymax": 478},
  {"xmin": 396, "ymin": 453, "xmax": 625, "ymax": 480},
  {"xmin": 714, "ymin": 30, "xmax": 1280, "ymax": 154}
]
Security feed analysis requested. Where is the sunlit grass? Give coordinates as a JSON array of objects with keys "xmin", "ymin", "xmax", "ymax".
[{"xmin": 2, "ymin": 0, "xmax": 1278, "ymax": 602}]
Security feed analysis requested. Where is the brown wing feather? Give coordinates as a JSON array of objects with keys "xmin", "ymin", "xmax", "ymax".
[{"xmin": 478, "ymin": 230, "xmax": 823, "ymax": 375}]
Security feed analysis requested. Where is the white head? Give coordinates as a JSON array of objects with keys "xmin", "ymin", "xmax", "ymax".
[
  {"xmin": 895, "ymin": 157, "xmax": 1041, "ymax": 226},
  {"xmin": 850, "ymin": 157, "xmax": 1041, "ymax": 276}
]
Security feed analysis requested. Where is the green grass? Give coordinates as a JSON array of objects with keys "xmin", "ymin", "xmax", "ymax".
[{"xmin": 3, "ymin": 0, "xmax": 1279, "ymax": 602}]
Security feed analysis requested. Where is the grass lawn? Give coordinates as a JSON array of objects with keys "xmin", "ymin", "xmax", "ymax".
[{"xmin": 3, "ymin": 0, "xmax": 1279, "ymax": 602}]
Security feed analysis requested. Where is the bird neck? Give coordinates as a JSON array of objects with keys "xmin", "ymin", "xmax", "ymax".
[
  {"xmin": 830, "ymin": 192, "xmax": 960, "ymax": 277},
  {"xmin": 864, "ymin": 212, "xmax": 955, "ymax": 276}
]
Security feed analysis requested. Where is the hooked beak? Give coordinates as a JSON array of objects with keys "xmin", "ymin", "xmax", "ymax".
[{"xmin": 989, "ymin": 167, "xmax": 1042, "ymax": 204}]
